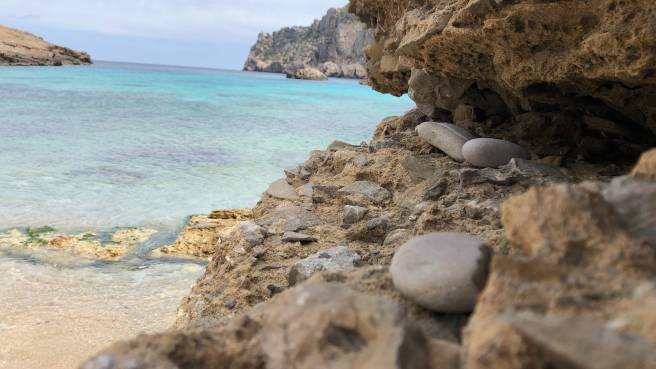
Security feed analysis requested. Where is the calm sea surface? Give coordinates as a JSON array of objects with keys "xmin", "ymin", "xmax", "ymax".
[{"xmin": 0, "ymin": 61, "xmax": 413, "ymax": 235}]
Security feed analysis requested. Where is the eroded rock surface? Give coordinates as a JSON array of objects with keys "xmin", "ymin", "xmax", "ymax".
[
  {"xmin": 348, "ymin": 0, "xmax": 656, "ymax": 160},
  {"xmin": 464, "ymin": 172, "xmax": 656, "ymax": 369},
  {"xmin": 82, "ymin": 282, "xmax": 460, "ymax": 369}
]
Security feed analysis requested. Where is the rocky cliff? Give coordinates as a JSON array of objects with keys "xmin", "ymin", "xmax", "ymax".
[
  {"xmin": 243, "ymin": 8, "xmax": 373, "ymax": 79},
  {"xmin": 0, "ymin": 25, "xmax": 91, "ymax": 66},
  {"xmin": 80, "ymin": 2, "xmax": 656, "ymax": 369},
  {"xmin": 348, "ymin": 0, "xmax": 656, "ymax": 160}
]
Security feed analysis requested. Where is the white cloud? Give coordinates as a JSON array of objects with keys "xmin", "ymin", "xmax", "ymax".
[{"xmin": 1, "ymin": 0, "xmax": 348, "ymax": 40}]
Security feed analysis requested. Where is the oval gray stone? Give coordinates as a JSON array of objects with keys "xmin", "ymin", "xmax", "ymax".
[
  {"xmin": 462, "ymin": 138, "xmax": 530, "ymax": 168},
  {"xmin": 416, "ymin": 122, "xmax": 475, "ymax": 162},
  {"xmin": 390, "ymin": 232, "xmax": 492, "ymax": 313}
]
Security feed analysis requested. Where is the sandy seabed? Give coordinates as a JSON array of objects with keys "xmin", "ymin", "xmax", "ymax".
[{"xmin": 0, "ymin": 249, "xmax": 204, "ymax": 369}]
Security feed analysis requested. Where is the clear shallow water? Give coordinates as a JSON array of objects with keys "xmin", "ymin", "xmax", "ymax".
[
  {"xmin": 0, "ymin": 248, "xmax": 206, "ymax": 369},
  {"xmin": 0, "ymin": 61, "xmax": 413, "ymax": 234},
  {"xmin": 0, "ymin": 62, "xmax": 412, "ymax": 368}
]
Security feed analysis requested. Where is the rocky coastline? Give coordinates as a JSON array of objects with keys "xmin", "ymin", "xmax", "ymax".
[
  {"xmin": 80, "ymin": 105, "xmax": 656, "ymax": 368},
  {"xmin": 0, "ymin": 24, "xmax": 91, "ymax": 66},
  {"xmin": 244, "ymin": 7, "xmax": 373, "ymax": 79},
  {"xmin": 8, "ymin": 1, "xmax": 650, "ymax": 368}
]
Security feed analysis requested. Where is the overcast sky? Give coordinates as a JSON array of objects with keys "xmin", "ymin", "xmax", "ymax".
[{"xmin": 0, "ymin": 1, "xmax": 348, "ymax": 69}]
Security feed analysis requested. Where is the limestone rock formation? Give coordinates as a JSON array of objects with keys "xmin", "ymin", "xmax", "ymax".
[
  {"xmin": 244, "ymin": 8, "xmax": 373, "ymax": 79},
  {"xmin": 348, "ymin": 0, "xmax": 656, "ymax": 159},
  {"xmin": 154, "ymin": 209, "xmax": 253, "ymax": 258},
  {"xmin": 464, "ymin": 173, "xmax": 656, "ymax": 369},
  {"xmin": 0, "ymin": 24, "xmax": 91, "ymax": 66},
  {"xmin": 79, "ymin": 98, "xmax": 656, "ymax": 369}
]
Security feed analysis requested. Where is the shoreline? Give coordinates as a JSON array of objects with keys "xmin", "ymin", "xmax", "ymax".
[{"xmin": 0, "ymin": 207, "xmax": 257, "ymax": 262}]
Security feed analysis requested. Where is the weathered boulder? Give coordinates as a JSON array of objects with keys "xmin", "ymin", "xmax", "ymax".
[{"xmin": 464, "ymin": 174, "xmax": 656, "ymax": 369}]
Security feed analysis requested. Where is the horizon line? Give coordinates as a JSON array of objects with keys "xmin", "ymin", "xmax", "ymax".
[{"xmin": 94, "ymin": 59, "xmax": 246, "ymax": 73}]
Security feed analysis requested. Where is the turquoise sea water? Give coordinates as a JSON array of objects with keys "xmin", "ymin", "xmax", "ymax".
[{"xmin": 0, "ymin": 62, "xmax": 413, "ymax": 236}]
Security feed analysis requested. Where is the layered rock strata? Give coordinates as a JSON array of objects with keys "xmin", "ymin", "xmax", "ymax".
[
  {"xmin": 348, "ymin": 0, "xmax": 656, "ymax": 161},
  {"xmin": 0, "ymin": 24, "xmax": 91, "ymax": 66},
  {"xmin": 244, "ymin": 8, "xmax": 373, "ymax": 79}
]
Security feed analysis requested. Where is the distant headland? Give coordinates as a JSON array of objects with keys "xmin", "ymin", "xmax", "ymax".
[
  {"xmin": 0, "ymin": 24, "xmax": 91, "ymax": 66},
  {"xmin": 243, "ymin": 7, "xmax": 373, "ymax": 79}
]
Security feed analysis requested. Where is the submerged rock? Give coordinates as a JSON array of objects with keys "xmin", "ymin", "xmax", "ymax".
[
  {"xmin": 390, "ymin": 233, "xmax": 492, "ymax": 313},
  {"xmin": 1, "ymin": 226, "xmax": 157, "ymax": 261}
]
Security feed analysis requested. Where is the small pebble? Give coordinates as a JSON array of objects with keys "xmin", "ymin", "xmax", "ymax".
[{"xmin": 342, "ymin": 205, "xmax": 368, "ymax": 225}]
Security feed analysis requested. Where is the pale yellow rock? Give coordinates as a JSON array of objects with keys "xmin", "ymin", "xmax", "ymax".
[{"xmin": 0, "ymin": 24, "xmax": 91, "ymax": 65}]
